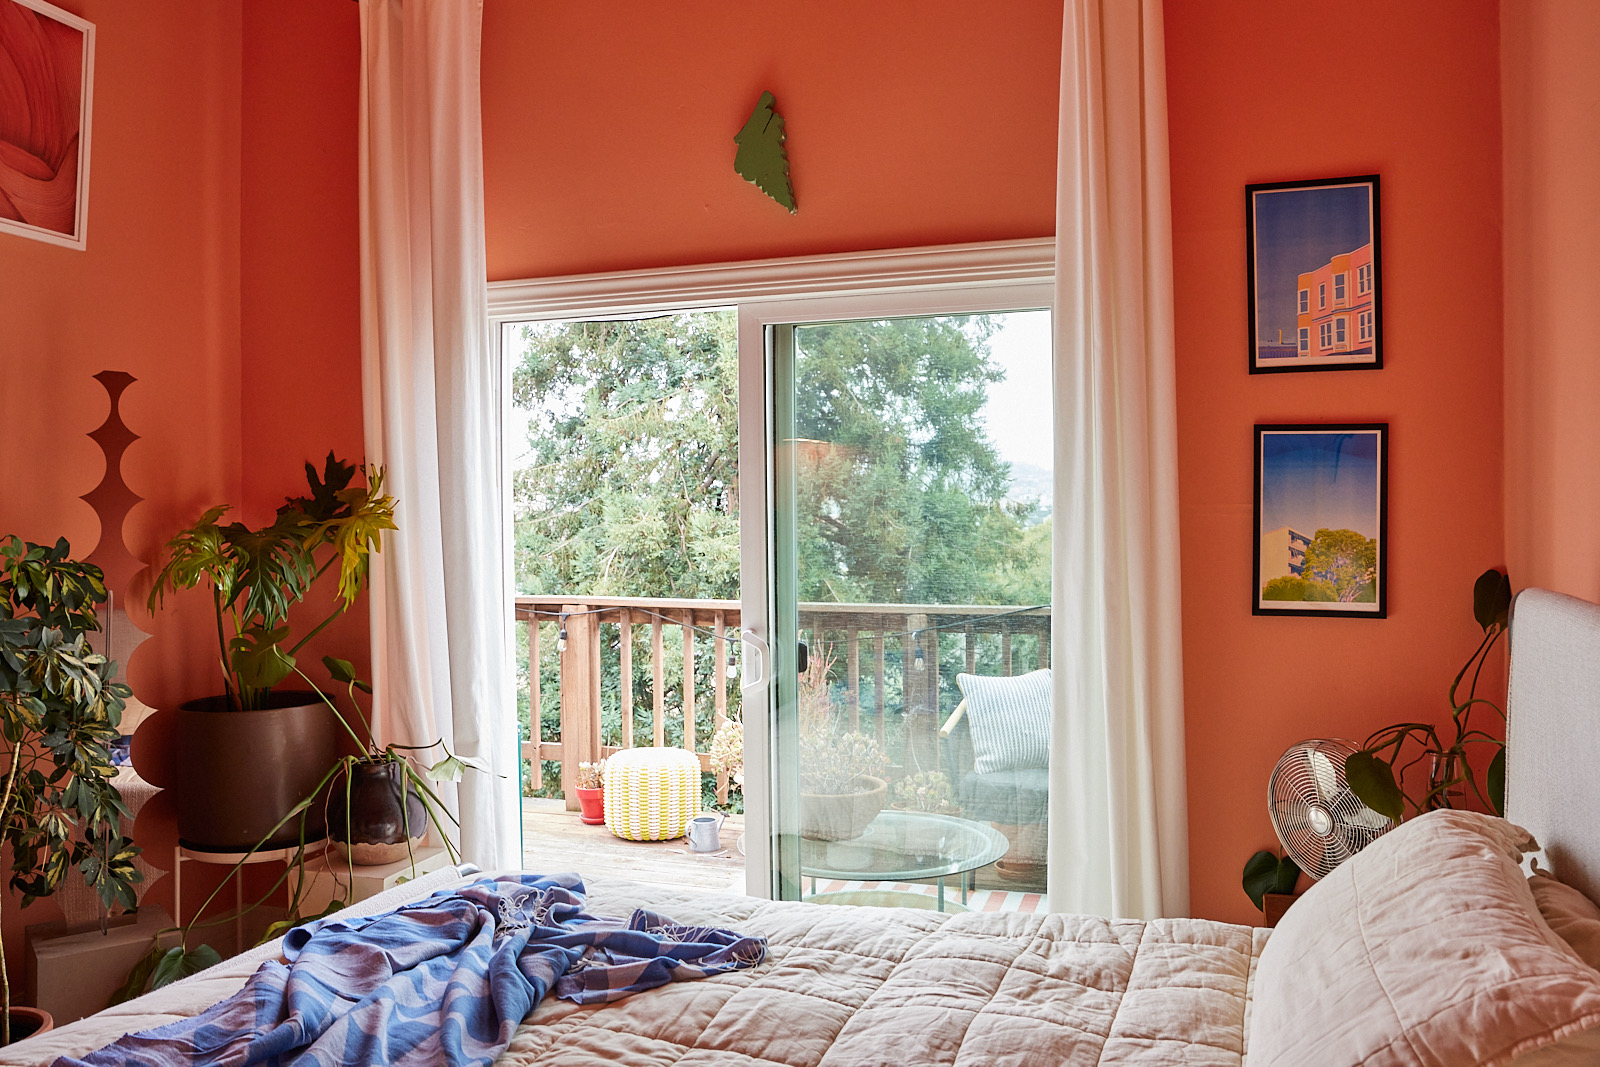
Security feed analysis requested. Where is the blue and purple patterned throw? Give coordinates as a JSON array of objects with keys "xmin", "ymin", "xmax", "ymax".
[{"xmin": 57, "ymin": 873, "xmax": 766, "ymax": 1067}]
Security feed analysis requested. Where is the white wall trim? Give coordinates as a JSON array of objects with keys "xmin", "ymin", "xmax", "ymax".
[{"xmin": 487, "ymin": 237, "xmax": 1055, "ymax": 321}]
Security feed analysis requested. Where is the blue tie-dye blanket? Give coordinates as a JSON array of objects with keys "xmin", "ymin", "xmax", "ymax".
[{"xmin": 57, "ymin": 873, "xmax": 767, "ymax": 1067}]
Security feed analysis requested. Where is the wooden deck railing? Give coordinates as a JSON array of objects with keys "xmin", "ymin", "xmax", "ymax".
[{"xmin": 515, "ymin": 594, "xmax": 1050, "ymax": 809}]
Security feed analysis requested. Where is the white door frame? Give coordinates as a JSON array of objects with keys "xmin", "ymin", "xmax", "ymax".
[{"xmin": 487, "ymin": 238, "xmax": 1053, "ymax": 898}]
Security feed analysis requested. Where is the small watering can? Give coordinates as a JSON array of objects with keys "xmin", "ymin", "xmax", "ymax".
[{"xmin": 687, "ymin": 812, "xmax": 725, "ymax": 852}]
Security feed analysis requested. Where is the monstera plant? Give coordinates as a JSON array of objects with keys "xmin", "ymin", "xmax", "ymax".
[
  {"xmin": 1345, "ymin": 568, "xmax": 1513, "ymax": 822},
  {"xmin": 0, "ymin": 537, "xmax": 140, "ymax": 1044},
  {"xmin": 149, "ymin": 453, "xmax": 397, "ymax": 712}
]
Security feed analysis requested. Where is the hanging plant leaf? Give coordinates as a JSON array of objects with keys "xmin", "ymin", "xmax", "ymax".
[
  {"xmin": 1473, "ymin": 568, "xmax": 1512, "ymax": 632},
  {"xmin": 734, "ymin": 91, "xmax": 796, "ymax": 214},
  {"xmin": 1242, "ymin": 850, "xmax": 1300, "ymax": 911},
  {"xmin": 1344, "ymin": 750, "xmax": 1405, "ymax": 822}
]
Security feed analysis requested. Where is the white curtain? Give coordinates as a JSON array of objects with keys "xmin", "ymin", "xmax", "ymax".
[
  {"xmin": 358, "ymin": 0, "xmax": 520, "ymax": 869},
  {"xmin": 1050, "ymin": 0, "xmax": 1190, "ymax": 919}
]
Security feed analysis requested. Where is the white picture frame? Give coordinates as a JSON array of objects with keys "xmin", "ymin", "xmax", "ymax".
[{"xmin": 0, "ymin": 0, "xmax": 95, "ymax": 250}]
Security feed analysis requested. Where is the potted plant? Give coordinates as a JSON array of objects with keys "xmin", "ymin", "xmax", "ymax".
[
  {"xmin": 796, "ymin": 642, "xmax": 888, "ymax": 840},
  {"xmin": 709, "ymin": 718, "xmax": 743, "ymax": 791},
  {"xmin": 798, "ymin": 729, "xmax": 889, "ymax": 841},
  {"xmin": 0, "ymin": 537, "xmax": 141, "ymax": 1045},
  {"xmin": 890, "ymin": 770, "xmax": 958, "ymax": 857},
  {"xmin": 1345, "ymin": 568, "xmax": 1512, "ymax": 821},
  {"xmin": 574, "ymin": 759, "xmax": 606, "ymax": 825},
  {"xmin": 147, "ymin": 454, "xmax": 396, "ymax": 852}
]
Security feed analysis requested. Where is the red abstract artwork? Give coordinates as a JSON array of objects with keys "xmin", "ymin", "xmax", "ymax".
[{"xmin": 0, "ymin": 0, "xmax": 92, "ymax": 248}]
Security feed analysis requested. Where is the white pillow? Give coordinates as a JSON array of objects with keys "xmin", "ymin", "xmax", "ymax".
[
  {"xmin": 1250, "ymin": 810, "xmax": 1600, "ymax": 1067},
  {"xmin": 954, "ymin": 669, "xmax": 1050, "ymax": 774},
  {"xmin": 1530, "ymin": 867, "xmax": 1600, "ymax": 974}
]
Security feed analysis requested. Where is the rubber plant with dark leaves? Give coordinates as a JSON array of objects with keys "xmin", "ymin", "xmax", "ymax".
[
  {"xmin": 123, "ymin": 456, "xmax": 481, "ymax": 999},
  {"xmin": 1345, "ymin": 568, "xmax": 1513, "ymax": 823},
  {"xmin": 0, "ymin": 538, "xmax": 140, "ymax": 1045}
]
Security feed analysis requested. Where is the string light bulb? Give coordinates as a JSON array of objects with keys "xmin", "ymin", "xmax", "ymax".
[
  {"xmin": 557, "ymin": 613, "xmax": 568, "ymax": 653},
  {"xmin": 912, "ymin": 635, "xmax": 925, "ymax": 671}
]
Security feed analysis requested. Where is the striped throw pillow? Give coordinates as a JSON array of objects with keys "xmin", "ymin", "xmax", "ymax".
[{"xmin": 956, "ymin": 669, "xmax": 1052, "ymax": 775}]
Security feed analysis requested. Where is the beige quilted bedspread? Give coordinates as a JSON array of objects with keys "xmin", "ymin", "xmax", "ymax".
[{"xmin": 2, "ymin": 874, "xmax": 1269, "ymax": 1067}]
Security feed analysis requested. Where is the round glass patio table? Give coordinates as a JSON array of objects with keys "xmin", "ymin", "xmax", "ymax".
[{"xmin": 800, "ymin": 811, "xmax": 1009, "ymax": 912}]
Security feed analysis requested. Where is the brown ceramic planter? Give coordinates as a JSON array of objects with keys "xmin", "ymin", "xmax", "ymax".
[
  {"xmin": 174, "ymin": 692, "xmax": 341, "ymax": 853},
  {"xmin": 6, "ymin": 1006, "xmax": 53, "ymax": 1044},
  {"xmin": 326, "ymin": 757, "xmax": 429, "ymax": 865},
  {"xmin": 800, "ymin": 776, "xmax": 888, "ymax": 841}
]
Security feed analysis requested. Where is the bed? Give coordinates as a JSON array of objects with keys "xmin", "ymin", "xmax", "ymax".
[{"xmin": 4, "ymin": 587, "xmax": 1599, "ymax": 1067}]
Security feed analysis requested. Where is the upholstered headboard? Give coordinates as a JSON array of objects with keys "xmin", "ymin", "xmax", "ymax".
[{"xmin": 1506, "ymin": 587, "xmax": 1600, "ymax": 904}]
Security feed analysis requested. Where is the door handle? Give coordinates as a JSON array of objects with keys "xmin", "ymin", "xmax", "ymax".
[
  {"xmin": 797, "ymin": 641, "xmax": 808, "ymax": 674},
  {"xmin": 738, "ymin": 629, "xmax": 768, "ymax": 692}
]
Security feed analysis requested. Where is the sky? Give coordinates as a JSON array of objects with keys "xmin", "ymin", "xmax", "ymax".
[
  {"xmin": 1259, "ymin": 430, "xmax": 1381, "ymax": 539},
  {"xmin": 1253, "ymin": 183, "xmax": 1373, "ymax": 345},
  {"xmin": 978, "ymin": 309, "xmax": 1053, "ymax": 472}
]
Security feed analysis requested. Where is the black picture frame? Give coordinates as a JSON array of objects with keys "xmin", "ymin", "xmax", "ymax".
[
  {"xmin": 1253, "ymin": 423, "xmax": 1388, "ymax": 619},
  {"xmin": 1246, "ymin": 175, "xmax": 1382, "ymax": 373}
]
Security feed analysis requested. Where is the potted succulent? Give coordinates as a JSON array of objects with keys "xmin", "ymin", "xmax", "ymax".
[
  {"xmin": 890, "ymin": 770, "xmax": 958, "ymax": 858},
  {"xmin": 798, "ymin": 729, "xmax": 889, "ymax": 841},
  {"xmin": 148, "ymin": 454, "xmax": 396, "ymax": 851},
  {"xmin": 0, "ymin": 537, "xmax": 140, "ymax": 1045},
  {"xmin": 1345, "ymin": 568, "xmax": 1512, "ymax": 821},
  {"xmin": 574, "ymin": 759, "xmax": 606, "ymax": 825}
]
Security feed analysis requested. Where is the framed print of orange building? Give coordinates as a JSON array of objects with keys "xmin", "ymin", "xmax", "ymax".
[
  {"xmin": 0, "ymin": 0, "xmax": 94, "ymax": 250},
  {"xmin": 1246, "ymin": 175, "xmax": 1381, "ymax": 373}
]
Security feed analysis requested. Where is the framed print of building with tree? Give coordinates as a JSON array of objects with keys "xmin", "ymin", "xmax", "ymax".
[
  {"xmin": 1246, "ymin": 175, "xmax": 1380, "ymax": 373},
  {"xmin": 1254, "ymin": 424, "xmax": 1387, "ymax": 618}
]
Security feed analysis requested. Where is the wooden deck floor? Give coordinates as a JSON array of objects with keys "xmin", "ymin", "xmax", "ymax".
[{"xmin": 521, "ymin": 798, "xmax": 747, "ymax": 895}]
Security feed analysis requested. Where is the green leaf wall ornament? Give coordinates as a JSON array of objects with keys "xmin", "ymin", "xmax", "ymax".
[{"xmin": 734, "ymin": 91, "xmax": 796, "ymax": 214}]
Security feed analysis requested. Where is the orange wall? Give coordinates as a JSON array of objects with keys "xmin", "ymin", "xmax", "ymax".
[
  {"xmin": 1166, "ymin": 0, "xmax": 1505, "ymax": 924},
  {"xmin": 1501, "ymin": 0, "xmax": 1600, "ymax": 602},
  {"xmin": 0, "ymin": 0, "xmax": 244, "ymax": 970},
  {"xmin": 481, "ymin": 0, "xmax": 1063, "ymax": 280},
  {"xmin": 238, "ymin": 0, "xmax": 369, "ymax": 686}
]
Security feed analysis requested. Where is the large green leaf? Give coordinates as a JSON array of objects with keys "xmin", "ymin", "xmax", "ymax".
[
  {"xmin": 1474, "ymin": 568, "xmax": 1512, "ymax": 632},
  {"xmin": 1345, "ymin": 750, "xmax": 1405, "ymax": 822},
  {"xmin": 1242, "ymin": 849, "xmax": 1299, "ymax": 910},
  {"xmin": 150, "ymin": 945, "xmax": 223, "ymax": 991},
  {"xmin": 110, "ymin": 944, "xmax": 165, "ymax": 1006},
  {"xmin": 1487, "ymin": 745, "xmax": 1506, "ymax": 816}
]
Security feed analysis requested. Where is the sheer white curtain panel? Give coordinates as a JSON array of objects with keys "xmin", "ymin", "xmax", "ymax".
[
  {"xmin": 1049, "ymin": 0, "xmax": 1190, "ymax": 919},
  {"xmin": 357, "ymin": 0, "xmax": 519, "ymax": 869}
]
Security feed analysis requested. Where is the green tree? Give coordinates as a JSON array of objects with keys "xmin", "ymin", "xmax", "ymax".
[
  {"xmin": 1301, "ymin": 528, "xmax": 1378, "ymax": 603},
  {"xmin": 511, "ymin": 312, "xmax": 741, "ymax": 600},
  {"xmin": 792, "ymin": 317, "xmax": 1041, "ymax": 606},
  {"xmin": 1261, "ymin": 575, "xmax": 1336, "ymax": 602}
]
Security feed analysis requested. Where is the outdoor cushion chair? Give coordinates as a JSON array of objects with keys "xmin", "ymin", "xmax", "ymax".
[{"xmin": 940, "ymin": 669, "xmax": 1051, "ymax": 873}]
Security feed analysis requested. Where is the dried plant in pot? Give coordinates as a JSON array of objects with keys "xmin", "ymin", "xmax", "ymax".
[
  {"xmin": 0, "ymin": 537, "xmax": 139, "ymax": 1045},
  {"xmin": 796, "ymin": 642, "xmax": 889, "ymax": 841},
  {"xmin": 574, "ymin": 759, "xmax": 606, "ymax": 825}
]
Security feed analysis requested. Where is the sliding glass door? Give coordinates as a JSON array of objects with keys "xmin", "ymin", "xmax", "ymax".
[{"xmin": 755, "ymin": 298, "xmax": 1054, "ymax": 911}]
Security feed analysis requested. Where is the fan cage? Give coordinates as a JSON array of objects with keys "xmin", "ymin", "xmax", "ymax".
[{"xmin": 1268, "ymin": 738, "xmax": 1395, "ymax": 880}]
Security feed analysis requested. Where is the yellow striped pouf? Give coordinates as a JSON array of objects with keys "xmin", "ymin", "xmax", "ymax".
[{"xmin": 603, "ymin": 747, "xmax": 702, "ymax": 842}]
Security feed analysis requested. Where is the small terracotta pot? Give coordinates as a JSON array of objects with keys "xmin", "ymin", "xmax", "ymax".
[
  {"xmin": 576, "ymin": 786, "xmax": 605, "ymax": 825},
  {"xmin": 6, "ymin": 1006, "xmax": 53, "ymax": 1044},
  {"xmin": 326, "ymin": 758, "xmax": 429, "ymax": 865}
]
